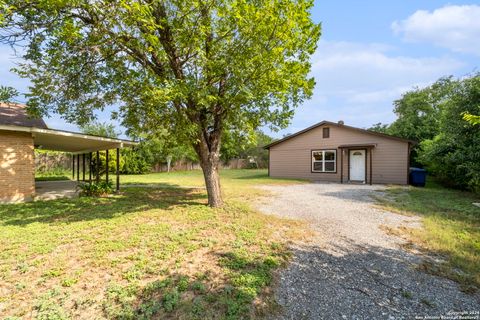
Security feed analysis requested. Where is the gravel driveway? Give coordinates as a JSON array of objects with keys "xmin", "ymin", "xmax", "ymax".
[{"xmin": 256, "ymin": 183, "xmax": 480, "ymax": 320}]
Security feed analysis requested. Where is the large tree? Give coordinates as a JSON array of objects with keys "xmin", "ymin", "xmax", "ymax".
[
  {"xmin": 0, "ymin": 0, "xmax": 320, "ymax": 206},
  {"xmin": 368, "ymin": 77, "xmax": 456, "ymax": 165},
  {"xmin": 388, "ymin": 77, "xmax": 455, "ymax": 143},
  {"xmin": 418, "ymin": 75, "xmax": 480, "ymax": 192}
]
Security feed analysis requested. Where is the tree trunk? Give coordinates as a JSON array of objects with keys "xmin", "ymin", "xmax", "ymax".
[
  {"xmin": 195, "ymin": 133, "xmax": 223, "ymax": 207},
  {"xmin": 199, "ymin": 154, "xmax": 223, "ymax": 207},
  {"xmin": 191, "ymin": 104, "xmax": 224, "ymax": 207}
]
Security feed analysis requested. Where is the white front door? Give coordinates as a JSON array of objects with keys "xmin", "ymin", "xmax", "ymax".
[{"xmin": 349, "ymin": 150, "xmax": 366, "ymax": 182}]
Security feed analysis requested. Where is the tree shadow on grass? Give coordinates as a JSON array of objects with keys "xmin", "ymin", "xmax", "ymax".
[
  {"xmin": 0, "ymin": 184, "xmax": 208, "ymax": 226},
  {"xmin": 101, "ymin": 250, "xmax": 284, "ymax": 319},
  {"xmin": 77, "ymin": 241, "xmax": 480, "ymax": 319}
]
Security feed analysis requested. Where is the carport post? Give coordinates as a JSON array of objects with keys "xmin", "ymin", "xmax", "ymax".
[
  {"xmin": 89, "ymin": 152, "xmax": 92, "ymax": 183},
  {"xmin": 96, "ymin": 151, "xmax": 100, "ymax": 183},
  {"xmin": 105, "ymin": 150, "xmax": 109, "ymax": 183},
  {"xmin": 82, "ymin": 154, "xmax": 85, "ymax": 181},
  {"xmin": 116, "ymin": 148, "xmax": 120, "ymax": 192},
  {"xmin": 72, "ymin": 155, "xmax": 75, "ymax": 179},
  {"xmin": 76, "ymin": 154, "xmax": 80, "ymax": 182}
]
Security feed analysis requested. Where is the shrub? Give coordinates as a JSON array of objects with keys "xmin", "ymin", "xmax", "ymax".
[
  {"xmin": 418, "ymin": 75, "xmax": 480, "ymax": 193},
  {"xmin": 78, "ymin": 181, "xmax": 114, "ymax": 197}
]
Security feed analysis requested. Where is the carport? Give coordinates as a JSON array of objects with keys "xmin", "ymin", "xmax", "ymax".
[
  {"xmin": 31, "ymin": 126, "xmax": 137, "ymax": 190},
  {"xmin": 0, "ymin": 102, "xmax": 137, "ymax": 203}
]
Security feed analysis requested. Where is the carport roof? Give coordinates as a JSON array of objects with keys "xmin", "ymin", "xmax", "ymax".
[
  {"xmin": 0, "ymin": 124, "xmax": 138, "ymax": 154},
  {"xmin": 0, "ymin": 102, "xmax": 137, "ymax": 153}
]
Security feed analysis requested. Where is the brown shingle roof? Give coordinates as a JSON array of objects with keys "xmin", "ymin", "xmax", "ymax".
[{"xmin": 0, "ymin": 102, "xmax": 48, "ymax": 129}]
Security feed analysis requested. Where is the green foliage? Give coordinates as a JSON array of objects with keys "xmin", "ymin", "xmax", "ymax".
[
  {"xmin": 389, "ymin": 77, "xmax": 455, "ymax": 143},
  {"xmin": 1, "ymin": 0, "xmax": 321, "ymax": 205},
  {"xmin": 35, "ymin": 289, "xmax": 70, "ymax": 320},
  {"xmin": 81, "ymin": 121, "xmax": 120, "ymax": 138},
  {"xmin": 0, "ymin": 85, "xmax": 18, "ymax": 102},
  {"xmin": 35, "ymin": 169, "xmax": 71, "ymax": 181},
  {"xmin": 368, "ymin": 122, "xmax": 389, "ymax": 134},
  {"xmin": 418, "ymin": 75, "xmax": 480, "ymax": 192},
  {"xmin": 79, "ymin": 122, "xmax": 126, "ymax": 175},
  {"xmin": 79, "ymin": 121, "xmax": 198, "ymax": 174},
  {"xmin": 121, "ymin": 135, "xmax": 198, "ymax": 174},
  {"xmin": 369, "ymin": 77, "xmax": 455, "ymax": 166},
  {"xmin": 120, "ymin": 145, "xmax": 154, "ymax": 174},
  {"xmin": 162, "ymin": 288, "xmax": 180, "ymax": 312},
  {"xmin": 221, "ymin": 130, "xmax": 274, "ymax": 168},
  {"xmin": 78, "ymin": 181, "xmax": 114, "ymax": 197},
  {"xmin": 35, "ymin": 149, "xmax": 72, "ymax": 180},
  {"xmin": 463, "ymin": 111, "xmax": 480, "ymax": 125},
  {"xmin": 371, "ymin": 74, "xmax": 480, "ymax": 192}
]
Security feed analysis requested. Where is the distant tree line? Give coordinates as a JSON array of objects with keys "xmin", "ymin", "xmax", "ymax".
[
  {"xmin": 82, "ymin": 122, "xmax": 273, "ymax": 174},
  {"xmin": 369, "ymin": 74, "xmax": 480, "ymax": 192}
]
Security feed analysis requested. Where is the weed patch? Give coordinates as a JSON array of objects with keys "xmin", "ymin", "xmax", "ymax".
[
  {"xmin": 0, "ymin": 170, "xmax": 304, "ymax": 318},
  {"xmin": 376, "ymin": 179, "xmax": 480, "ymax": 290}
]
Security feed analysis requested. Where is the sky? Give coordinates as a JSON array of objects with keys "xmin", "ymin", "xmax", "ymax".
[{"xmin": 0, "ymin": 1, "xmax": 479, "ymax": 138}]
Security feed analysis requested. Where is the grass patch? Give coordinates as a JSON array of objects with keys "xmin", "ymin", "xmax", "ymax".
[
  {"xmin": 0, "ymin": 169, "xmax": 306, "ymax": 319},
  {"xmin": 376, "ymin": 179, "xmax": 480, "ymax": 291},
  {"xmin": 35, "ymin": 168, "xmax": 72, "ymax": 181},
  {"xmin": 35, "ymin": 175, "xmax": 71, "ymax": 181}
]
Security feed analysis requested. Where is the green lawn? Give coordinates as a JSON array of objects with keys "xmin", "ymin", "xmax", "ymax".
[
  {"xmin": 377, "ymin": 179, "xmax": 480, "ymax": 292},
  {"xmin": 35, "ymin": 168, "xmax": 72, "ymax": 182},
  {"xmin": 0, "ymin": 169, "xmax": 305, "ymax": 319}
]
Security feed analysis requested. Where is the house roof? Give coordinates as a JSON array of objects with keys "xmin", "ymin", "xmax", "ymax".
[
  {"xmin": 263, "ymin": 121, "xmax": 416, "ymax": 149},
  {"xmin": 0, "ymin": 102, "xmax": 48, "ymax": 129},
  {"xmin": 0, "ymin": 103, "xmax": 137, "ymax": 153}
]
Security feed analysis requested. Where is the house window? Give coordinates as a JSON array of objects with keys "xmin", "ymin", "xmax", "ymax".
[
  {"xmin": 312, "ymin": 150, "xmax": 336, "ymax": 172},
  {"xmin": 323, "ymin": 127, "xmax": 330, "ymax": 138}
]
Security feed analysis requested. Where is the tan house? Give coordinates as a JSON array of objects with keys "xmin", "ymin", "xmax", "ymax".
[
  {"xmin": 0, "ymin": 103, "xmax": 137, "ymax": 203},
  {"xmin": 265, "ymin": 121, "xmax": 415, "ymax": 185}
]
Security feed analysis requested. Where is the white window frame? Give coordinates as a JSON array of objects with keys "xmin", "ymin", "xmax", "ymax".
[{"xmin": 311, "ymin": 150, "xmax": 336, "ymax": 173}]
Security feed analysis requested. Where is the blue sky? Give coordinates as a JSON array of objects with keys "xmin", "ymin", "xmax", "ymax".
[{"xmin": 1, "ymin": 1, "xmax": 479, "ymax": 137}]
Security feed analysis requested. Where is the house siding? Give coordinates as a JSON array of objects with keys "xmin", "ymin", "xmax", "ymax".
[
  {"xmin": 269, "ymin": 124, "xmax": 409, "ymax": 184},
  {"xmin": 0, "ymin": 130, "xmax": 35, "ymax": 203}
]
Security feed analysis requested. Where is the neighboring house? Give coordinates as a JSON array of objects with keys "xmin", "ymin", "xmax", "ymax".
[
  {"xmin": 0, "ymin": 103, "xmax": 136, "ymax": 203},
  {"xmin": 264, "ymin": 121, "xmax": 415, "ymax": 185}
]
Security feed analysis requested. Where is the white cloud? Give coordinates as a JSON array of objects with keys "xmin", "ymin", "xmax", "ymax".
[
  {"xmin": 269, "ymin": 40, "xmax": 465, "ymax": 137},
  {"xmin": 392, "ymin": 5, "xmax": 480, "ymax": 56},
  {"xmin": 311, "ymin": 41, "xmax": 464, "ymax": 90}
]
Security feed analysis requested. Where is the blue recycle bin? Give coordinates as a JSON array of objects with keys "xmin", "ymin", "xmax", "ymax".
[{"xmin": 409, "ymin": 167, "xmax": 427, "ymax": 187}]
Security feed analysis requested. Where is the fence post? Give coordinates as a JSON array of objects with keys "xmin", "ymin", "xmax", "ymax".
[{"xmin": 116, "ymin": 148, "xmax": 120, "ymax": 192}]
